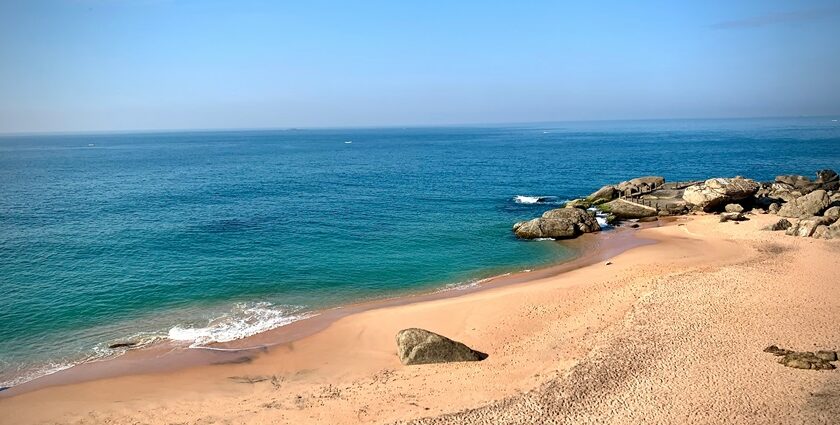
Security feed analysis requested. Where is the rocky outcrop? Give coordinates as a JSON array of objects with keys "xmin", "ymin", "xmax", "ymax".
[
  {"xmin": 601, "ymin": 199, "xmax": 657, "ymax": 219},
  {"xmin": 682, "ymin": 177, "xmax": 760, "ymax": 212},
  {"xmin": 777, "ymin": 190, "xmax": 829, "ymax": 218},
  {"xmin": 616, "ymin": 176, "xmax": 664, "ymax": 197},
  {"xmin": 513, "ymin": 208, "xmax": 601, "ymax": 239},
  {"xmin": 824, "ymin": 206, "xmax": 840, "ymax": 222},
  {"xmin": 396, "ymin": 328, "xmax": 486, "ymax": 365}
]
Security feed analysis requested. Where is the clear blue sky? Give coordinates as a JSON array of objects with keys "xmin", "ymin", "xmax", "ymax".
[{"xmin": 1, "ymin": 0, "xmax": 839, "ymax": 133}]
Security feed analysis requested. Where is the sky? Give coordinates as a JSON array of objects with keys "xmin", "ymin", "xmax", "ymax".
[{"xmin": 1, "ymin": 0, "xmax": 839, "ymax": 133}]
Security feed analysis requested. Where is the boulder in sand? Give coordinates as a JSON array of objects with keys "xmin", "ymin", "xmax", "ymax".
[
  {"xmin": 777, "ymin": 190, "xmax": 829, "ymax": 218},
  {"xmin": 719, "ymin": 212, "xmax": 747, "ymax": 222},
  {"xmin": 682, "ymin": 177, "xmax": 759, "ymax": 212},
  {"xmin": 764, "ymin": 218, "xmax": 792, "ymax": 231},
  {"xmin": 396, "ymin": 328, "xmax": 487, "ymax": 365}
]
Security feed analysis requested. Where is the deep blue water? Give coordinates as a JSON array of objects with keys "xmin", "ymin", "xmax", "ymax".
[{"xmin": 1, "ymin": 117, "xmax": 839, "ymax": 386}]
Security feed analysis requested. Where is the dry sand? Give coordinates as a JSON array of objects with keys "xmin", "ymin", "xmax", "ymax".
[{"xmin": 1, "ymin": 214, "xmax": 838, "ymax": 424}]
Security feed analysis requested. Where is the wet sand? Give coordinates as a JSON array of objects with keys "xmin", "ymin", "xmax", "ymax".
[{"xmin": 1, "ymin": 214, "xmax": 838, "ymax": 424}]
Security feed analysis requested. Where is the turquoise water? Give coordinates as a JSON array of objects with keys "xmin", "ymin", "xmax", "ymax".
[{"xmin": 1, "ymin": 117, "xmax": 839, "ymax": 387}]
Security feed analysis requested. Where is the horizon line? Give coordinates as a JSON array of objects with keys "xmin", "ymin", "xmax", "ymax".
[{"xmin": 1, "ymin": 114, "xmax": 837, "ymax": 138}]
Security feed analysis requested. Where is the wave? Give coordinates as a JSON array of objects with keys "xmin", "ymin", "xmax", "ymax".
[
  {"xmin": 0, "ymin": 302, "xmax": 309, "ymax": 389},
  {"xmin": 513, "ymin": 195, "xmax": 562, "ymax": 205},
  {"xmin": 168, "ymin": 302, "xmax": 310, "ymax": 347}
]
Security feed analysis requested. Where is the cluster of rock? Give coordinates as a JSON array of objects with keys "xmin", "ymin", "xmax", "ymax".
[
  {"xmin": 511, "ymin": 169, "xmax": 840, "ymax": 241},
  {"xmin": 764, "ymin": 345, "xmax": 837, "ymax": 370}
]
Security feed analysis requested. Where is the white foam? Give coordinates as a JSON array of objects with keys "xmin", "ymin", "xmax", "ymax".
[
  {"xmin": 167, "ymin": 302, "xmax": 309, "ymax": 347},
  {"xmin": 514, "ymin": 195, "xmax": 542, "ymax": 204}
]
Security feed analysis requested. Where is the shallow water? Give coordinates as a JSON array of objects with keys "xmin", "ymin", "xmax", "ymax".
[{"xmin": 1, "ymin": 117, "xmax": 838, "ymax": 386}]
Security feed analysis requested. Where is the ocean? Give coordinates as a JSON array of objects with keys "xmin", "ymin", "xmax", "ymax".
[{"xmin": 1, "ymin": 117, "xmax": 839, "ymax": 388}]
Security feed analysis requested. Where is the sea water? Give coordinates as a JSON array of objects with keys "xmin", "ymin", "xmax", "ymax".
[{"xmin": 1, "ymin": 117, "xmax": 839, "ymax": 387}]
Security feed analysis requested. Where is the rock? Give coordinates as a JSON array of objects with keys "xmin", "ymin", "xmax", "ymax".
[
  {"xmin": 396, "ymin": 328, "xmax": 486, "ymax": 365},
  {"xmin": 764, "ymin": 345, "xmax": 793, "ymax": 356},
  {"xmin": 778, "ymin": 352, "xmax": 836, "ymax": 370},
  {"xmin": 605, "ymin": 261, "xmax": 612, "ymax": 266},
  {"xmin": 830, "ymin": 192, "xmax": 840, "ymax": 208},
  {"xmin": 630, "ymin": 223, "xmax": 640, "ymax": 228},
  {"xmin": 108, "ymin": 342, "xmax": 138, "ymax": 349},
  {"xmin": 542, "ymin": 208, "xmax": 601, "ymax": 233},
  {"xmin": 776, "ymin": 175, "xmax": 819, "ymax": 194},
  {"xmin": 764, "ymin": 218, "xmax": 792, "ymax": 231},
  {"xmin": 601, "ymin": 199, "xmax": 657, "ymax": 219},
  {"xmin": 768, "ymin": 203, "xmax": 781, "ymax": 214},
  {"xmin": 615, "ymin": 176, "xmax": 665, "ymax": 197},
  {"xmin": 812, "ymin": 221, "xmax": 840, "ymax": 239},
  {"xmin": 513, "ymin": 208, "xmax": 601, "ymax": 239},
  {"xmin": 815, "ymin": 350, "xmax": 838, "ymax": 362},
  {"xmin": 638, "ymin": 216, "xmax": 658, "ymax": 223},
  {"xmin": 682, "ymin": 177, "xmax": 760, "ymax": 212},
  {"xmin": 724, "ymin": 203, "xmax": 744, "ymax": 213},
  {"xmin": 719, "ymin": 212, "xmax": 747, "ymax": 222},
  {"xmin": 816, "ymin": 169, "xmax": 839, "ymax": 191},
  {"xmin": 777, "ymin": 190, "xmax": 829, "ymax": 218},
  {"xmin": 785, "ymin": 216, "xmax": 833, "ymax": 237},
  {"xmin": 587, "ymin": 185, "xmax": 617, "ymax": 203},
  {"xmin": 823, "ymin": 206, "xmax": 840, "ymax": 222}
]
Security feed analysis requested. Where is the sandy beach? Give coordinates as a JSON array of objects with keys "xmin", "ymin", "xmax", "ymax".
[{"xmin": 1, "ymin": 213, "xmax": 838, "ymax": 424}]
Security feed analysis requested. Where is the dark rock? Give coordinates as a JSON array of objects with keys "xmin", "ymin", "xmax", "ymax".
[
  {"xmin": 638, "ymin": 216, "xmax": 658, "ymax": 223},
  {"xmin": 816, "ymin": 169, "xmax": 839, "ymax": 191},
  {"xmin": 777, "ymin": 190, "xmax": 829, "ymax": 218},
  {"xmin": 768, "ymin": 203, "xmax": 781, "ymax": 214},
  {"xmin": 108, "ymin": 342, "xmax": 138, "ymax": 349},
  {"xmin": 764, "ymin": 218, "xmax": 792, "ymax": 231},
  {"xmin": 776, "ymin": 175, "xmax": 819, "ymax": 194},
  {"xmin": 396, "ymin": 328, "xmax": 487, "ymax": 365},
  {"xmin": 682, "ymin": 177, "xmax": 760, "ymax": 212},
  {"xmin": 542, "ymin": 207, "xmax": 601, "ymax": 233},
  {"xmin": 719, "ymin": 212, "xmax": 747, "ymax": 222},
  {"xmin": 630, "ymin": 223, "xmax": 640, "ymax": 228}
]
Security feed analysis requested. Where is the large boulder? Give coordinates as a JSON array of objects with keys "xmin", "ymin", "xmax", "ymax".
[
  {"xmin": 785, "ymin": 216, "xmax": 833, "ymax": 237},
  {"xmin": 513, "ymin": 208, "xmax": 601, "ymax": 239},
  {"xmin": 396, "ymin": 328, "xmax": 486, "ymax": 365},
  {"xmin": 777, "ymin": 190, "xmax": 829, "ymax": 218},
  {"xmin": 586, "ymin": 185, "xmax": 617, "ymax": 203},
  {"xmin": 724, "ymin": 203, "xmax": 744, "ymax": 213},
  {"xmin": 602, "ymin": 199, "xmax": 657, "ymax": 219},
  {"xmin": 682, "ymin": 177, "xmax": 760, "ymax": 212},
  {"xmin": 824, "ymin": 206, "xmax": 840, "ymax": 222}
]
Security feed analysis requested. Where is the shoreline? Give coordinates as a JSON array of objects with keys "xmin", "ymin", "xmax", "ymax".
[
  {"xmin": 0, "ymin": 221, "xmax": 656, "ymax": 399},
  {"xmin": 2, "ymin": 213, "xmax": 837, "ymax": 424}
]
